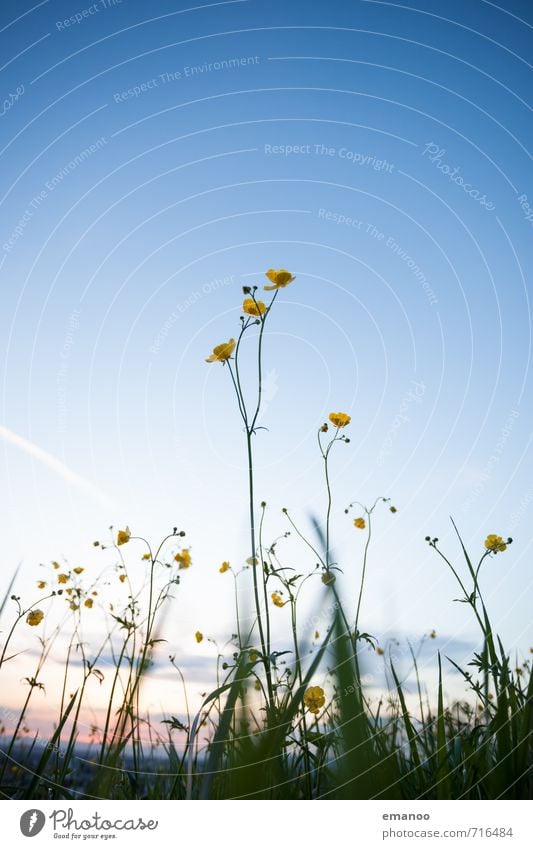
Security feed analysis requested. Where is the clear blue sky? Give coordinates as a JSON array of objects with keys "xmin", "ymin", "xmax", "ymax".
[{"xmin": 0, "ymin": 0, "xmax": 531, "ymax": 707}]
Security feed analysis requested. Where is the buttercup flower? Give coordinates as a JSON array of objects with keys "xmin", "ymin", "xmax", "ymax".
[
  {"xmin": 243, "ymin": 298, "xmax": 266, "ymax": 316},
  {"xmin": 321, "ymin": 571, "xmax": 336, "ymax": 585},
  {"xmin": 354, "ymin": 517, "xmax": 366, "ymax": 530},
  {"xmin": 26, "ymin": 609, "xmax": 44, "ymax": 627},
  {"xmin": 175, "ymin": 549, "xmax": 192, "ymax": 569},
  {"xmin": 52, "ymin": 561, "xmax": 61, "ymax": 570},
  {"xmin": 484, "ymin": 534, "xmax": 507, "ymax": 553},
  {"xmin": 264, "ymin": 269, "xmax": 295, "ymax": 291},
  {"xmin": 205, "ymin": 338, "xmax": 236, "ymax": 363},
  {"xmin": 117, "ymin": 527, "xmax": 131, "ymax": 546},
  {"xmin": 271, "ymin": 591, "xmax": 286, "ymax": 608},
  {"xmin": 119, "ymin": 574, "xmax": 126, "ymax": 583},
  {"xmin": 84, "ymin": 598, "xmax": 94, "ymax": 609},
  {"xmin": 195, "ymin": 630, "xmax": 203, "ymax": 644},
  {"xmin": 57, "ymin": 573, "xmax": 69, "ymax": 584},
  {"xmin": 73, "ymin": 567, "xmax": 84, "ymax": 575},
  {"xmin": 303, "ymin": 685, "xmax": 325, "ymax": 715},
  {"xmin": 329, "ymin": 412, "xmax": 351, "ymax": 428},
  {"xmin": 142, "ymin": 553, "xmax": 151, "ymax": 560},
  {"xmin": 376, "ymin": 647, "xmax": 385, "ymax": 656},
  {"xmin": 219, "ymin": 561, "xmax": 230, "ymax": 573},
  {"xmin": 37, "ymin": 581, "xmax": 46, "ymax": 589}
]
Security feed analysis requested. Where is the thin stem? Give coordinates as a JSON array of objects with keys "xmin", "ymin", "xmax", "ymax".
[{"xmin": 354, "ymin": 510, "xmax": 372, "ymax": 636}]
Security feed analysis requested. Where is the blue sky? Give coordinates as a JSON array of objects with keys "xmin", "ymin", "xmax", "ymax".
[{"xmin": 0, "ymin": 0, "xmax": 532, "ymax": 716}]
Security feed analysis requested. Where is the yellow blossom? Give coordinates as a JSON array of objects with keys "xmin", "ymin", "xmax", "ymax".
[
  {"xmin": 271, "ymin": 591, "xmax": 286, "ymax": 608},
  {"xmin": 303, "ymin": 685, "xmax": 325, "ymax": 715},
  {"xmin": 52, "ymin": 561, "xmax": 61, "ymax": 570},
  {"xmin": 484, "ymin": 534, "xmax": 507, "ymax": 553},
  {"xmin": 376, "ymin": 647, "xmax": 384, "ymax": 656},
  {"xmin": 175, "ymin": 549, "xmax": 192, "ymax": 569},
  {"xmin": 254, "ymin": 680, "xmax": 261, "ymax": 691},
  {"xmin": 37, "ymin": 581, "xmax": 47, "ymax": 589},
  {"xmin": 69, "ymin": 602, "xmax": 79, "ymax": 611},
  {"xmin": 219, "ymin": 561, "xmax": 230, "ymax": 574},
  {"xmin": 57, "ymin": 573, "xmax": 69, "ymax": 584},
  {"xmin": 205, "ymin": 338, "xmax": 236, "ymax": 363},
  {"xmin": 26, "ymin": 609, "xmax": 44, "ymax": 627},
  {"xmin": 329, "ymin": 411, "xmax": 351, "ymax": 428},
  {"xmin": 430, "ymin": 629, "xmax": 436, "ymax": 639},
  {"xmin": 264, "ymin": 268, "xmax": 295, "ymax": 291},
  {"xmin": 321, "ymin": 571, "xmax": 336, "ymax": 585},
  {"xmin": 354, "ymin": 517, "xmax": 366, "ymax": 530},
  {"xmin": 119, "ymin": 574, "xmax": 126, "ymax": 583},
  {"xmin": 73, "ymin": 567, "xmax": 84, "ymax": 575},
  {"xmin": 195, "ymin": 630, "xmax": 203, "ymax": 643},
  {"xmin": 142, "ymin": 553, "xmax": 151, "ymax": 560},
  {"xmin": 243, "ymin": 298, "xmax": 266, "ymax": 316},
  {"xmin": 314, "ymin": 631, "xmax": 320, "ymax": 639},
  {"xmin": 117, "ymin": 527, "xmax": 131, "ymax": 546},
  {"xmin": 84, "ymin": 598, "xmax": 94, "ymax": 609},
  {"xmin": 249, "ymin": 650, "xmax": 259, "ymax": 662}
]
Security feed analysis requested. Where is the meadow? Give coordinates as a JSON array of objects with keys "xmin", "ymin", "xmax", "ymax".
[{"xmin": 0, "ymin": 269, "xmax": 531, "ymax": 800}]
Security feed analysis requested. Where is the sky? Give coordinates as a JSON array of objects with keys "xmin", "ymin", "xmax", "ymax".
[{"xmin": 0, "ymin": 0, "xmax": 532, "ymax": 728}]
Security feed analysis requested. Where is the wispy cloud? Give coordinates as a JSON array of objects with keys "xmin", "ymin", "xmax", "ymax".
[{"xmin": 0, "ymin": 424, "xmax": 114, "ymax": 508}]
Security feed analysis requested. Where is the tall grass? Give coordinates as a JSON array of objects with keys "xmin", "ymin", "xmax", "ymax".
[{"xmin": 0, "ymin": 269, "xmax": 531, "ymax": 800}]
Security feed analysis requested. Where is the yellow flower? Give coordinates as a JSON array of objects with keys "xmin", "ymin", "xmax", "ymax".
[
  {"xmin": 429, "ymin": 629, "xmax": 436, "ymax": 639},
  {"xmin": 249, "ymin": 650, "xmax": 259, "ymax": 662},
  {"xmin": 484, "ymin": 534, "xmax": 507, "ymax": 553},
  {"xmin": 142, "ymin": 553, "xmax": 151, "ymax": 560},
  {"xmin": 195, "ymin": 630, "xmax": 203, "ymax": 643},
  {"xmin": 69, "ymin": 602, "xmax": 79, "ymax": 611},
  {"xmin": 73, "ymin": 567, "xmax": 84, "ymax": 575},
  {"xmin": 264, "ymin": 268, "xmax": 295, "ymax": 291},
  {"xmin": 219, "ymin": 561, "xmax": 230, "ymax": 573},
  {"xmin": 390, "ymin": 505, "xmax": 398, "ymax": 513},
  {"xmin": 84, "ymin": 598, "xmax": 94, "ymax": 609},
  {"xmin": 243, "ymin": 298, "xmax": 266, "ymax": 316},
  {"xmin": 175, "ymin": 549, "xmax": 192, "ymax": 569},
  {"xmin": 354, "ymin": 517, "xmax": 366, "ymax": 530},
  {"xmin": 376, "ymin": 647, "xmax": 384, "ymax": 656},
  {"xmin": 37, "ymin": 581, "xmax": 47, "ymax": 589},
  {"xmin": 254, "ymin": 680, "xmax": 261, "ymax": 691},
  {"xmin": 205, "ymin": 338, "xmax": 236, "ymax": 363},
  {"xmin": 271, "ymin": 591, "xmax": 286, "ymax": 608},
  {"xmin": 57, "ymin": 573, "xmax": 69, "ymax": 584},
  {"xmin": 26, "ymin": 609, "xmax": 44, "ymax": 627},
  {"xmin": 321, "ymin": 571, "xmax": 336, "ymax": 585},
  {"xmin": 52, "ymin": 561, "xmax": 61, "ymax": 570},
  {"xmin": 119, "ymin": 574, "xmax": 126, "ymax": 583},
  {"xmin": 314, "ymin": 630, "xmax": 320, "ymax": 639},
  {"xmin": 329, "ymin": 411, "xmax": 351, "ymax": 428},
  {"xmin": 117, "ymin": 527, "xmax": 131, "ymax": 546},
  {"xmin": 303, "ymin": 685, "xmax": 325, "ymax": 715}
]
